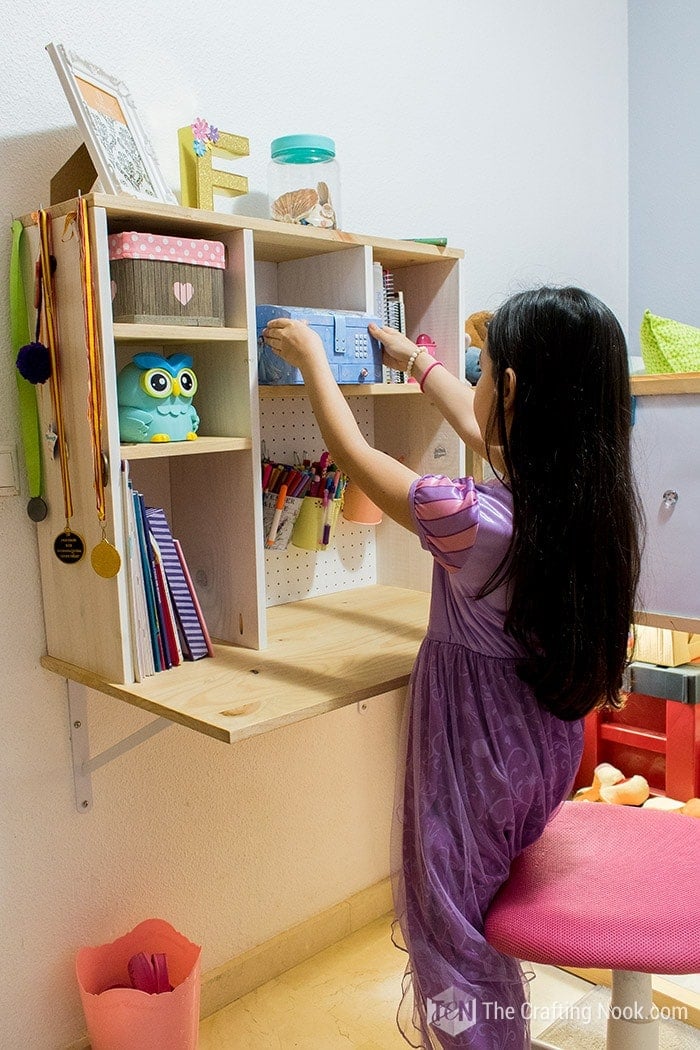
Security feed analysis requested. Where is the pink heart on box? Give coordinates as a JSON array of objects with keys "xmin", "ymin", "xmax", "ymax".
[
  {"xmin": 173, "ymin": 282, "xmax": 194, "ymax": 306},
  {"xmin": 110, "ymin": 280, "xmax": 117, "ymax": 301}
]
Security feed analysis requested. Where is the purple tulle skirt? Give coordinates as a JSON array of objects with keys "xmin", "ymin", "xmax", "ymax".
[{"xmin": 391, "ymin": 638, "xmax": 584, "ymax": 1049}]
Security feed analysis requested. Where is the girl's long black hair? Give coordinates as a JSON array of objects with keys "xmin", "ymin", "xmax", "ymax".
[{"xmin": 481, "ymin": 286, "xmax": 642, "ymax": 721}]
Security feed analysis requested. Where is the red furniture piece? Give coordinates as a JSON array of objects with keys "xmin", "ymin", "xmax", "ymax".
[
  {"xmin": 575, "ymin": 663, "xmax": 700, "ymax": 802},
  {"xmin": 485, "ymin": 801, "xmax": 700, "ymax": 1050}
]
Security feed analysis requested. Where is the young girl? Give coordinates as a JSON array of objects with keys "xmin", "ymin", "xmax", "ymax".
[{"xmin": 262, "ymin": 286, "xmax": 641, "ymax": 1049}]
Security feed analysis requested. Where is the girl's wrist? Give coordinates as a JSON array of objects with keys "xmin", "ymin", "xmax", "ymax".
[
  {"xmin": 418, "ymin": 358, "xmax": 445, "ymax": 392},
  {"xmin": 405, "ymin": 347, "xmax": 429, "ymax": 378},
  {"xmin": 408, "ymin": 349, "xmax": 433, "ymax": 381}
]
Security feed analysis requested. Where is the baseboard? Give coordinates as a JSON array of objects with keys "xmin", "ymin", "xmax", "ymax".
[
  {"xmin": 561, "ymin": 967, "xmax": 700, "ymax": 1029},
  {"xmin": 65, "ymin": 876, "xmax": 393, "ymax": 1049},
  {"xmin": 199, "ymin": 876, "xmax": 393, "ymax": 1018}
]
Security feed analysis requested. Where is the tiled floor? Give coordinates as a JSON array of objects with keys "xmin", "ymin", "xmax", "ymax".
[{"xmin": 198, "ymin": 913, "xmax": 594, "ymax": 1048}]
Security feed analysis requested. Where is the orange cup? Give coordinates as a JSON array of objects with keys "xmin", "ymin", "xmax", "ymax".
[{"xmin": 342, "ymin": 482, "xmax": 383, "ymax": 525}]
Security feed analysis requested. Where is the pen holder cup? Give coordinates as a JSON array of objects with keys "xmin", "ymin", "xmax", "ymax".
[
  {"xmin": 341, "ymin": 481, "xmax": 383, "ymax": 525},
  {"xmin": 262, "ymin": 491, "xmax": 304, "ymax": 551},
  {"xmin": 291, "ymin": 496, "xmax": 343, "ymax": 551},
  {"xmin": 75, "ymin": 918, "xmax": 201, "ymax": 1050}
]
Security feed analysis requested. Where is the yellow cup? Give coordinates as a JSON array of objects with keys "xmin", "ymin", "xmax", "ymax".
[{"xmin": 291, "ymin": 496, "xmax": 342, "ymax": 551}]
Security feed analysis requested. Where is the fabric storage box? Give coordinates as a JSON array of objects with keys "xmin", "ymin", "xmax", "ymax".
[{"xmin": 109, "ymin": 232, "xmax": 226, "ymax": 326}]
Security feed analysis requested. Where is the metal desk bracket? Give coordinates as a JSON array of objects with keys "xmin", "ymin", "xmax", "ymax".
[{"xmin": 68, "ymin": 681, "xmax": 173, "ymax": 812}]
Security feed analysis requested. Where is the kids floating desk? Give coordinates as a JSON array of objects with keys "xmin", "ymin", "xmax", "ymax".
[{"xmin": 20, "ymin": 195, "xmax": 463, "ymax": 808}]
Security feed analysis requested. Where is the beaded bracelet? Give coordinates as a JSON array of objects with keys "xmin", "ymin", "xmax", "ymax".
[
  {"xmin": 419, "ymin": 359, "xmax": 445, "ymax": 392},
  {"xmin": 405, "ymin": 348, "xmax": 421, "ymax": 377}
]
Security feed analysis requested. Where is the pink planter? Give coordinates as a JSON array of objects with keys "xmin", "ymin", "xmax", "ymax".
[{"xmin": 76, "ymin": 919, "xmax": 201, "ymax": 1050}]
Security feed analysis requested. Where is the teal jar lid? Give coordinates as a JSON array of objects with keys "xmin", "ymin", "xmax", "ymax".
[{"xmin": 271, "ymin": 134, "xmax": 336, "ymax": 163}]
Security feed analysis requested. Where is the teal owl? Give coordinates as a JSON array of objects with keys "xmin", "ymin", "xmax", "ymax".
[{"xmin": 117, "ymin": 352, "xmax": 200, "ymax": 443}]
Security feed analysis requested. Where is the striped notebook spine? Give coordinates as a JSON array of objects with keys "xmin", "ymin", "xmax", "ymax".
[{"xmin": 145, "ymin": 508, "xmax": 210, "ymax": 661}]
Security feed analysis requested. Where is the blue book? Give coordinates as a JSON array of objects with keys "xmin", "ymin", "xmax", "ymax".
[{"xmin": 132, "ymin": 489, "xmax": 164, "ymax": 672}]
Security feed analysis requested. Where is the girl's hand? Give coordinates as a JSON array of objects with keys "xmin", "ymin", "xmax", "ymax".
[
  {"xmin": 368, "ymin": 323, "xmax": 423, "ymax": 373},
  {"xmin": 262, "ymin": 318, "xmax": 326, "ymax": 371}
]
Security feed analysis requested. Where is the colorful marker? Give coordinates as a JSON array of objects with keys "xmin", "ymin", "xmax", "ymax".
[{"xmin": 266, "ymin": 484, "xmax": 288, "ymax": 547}]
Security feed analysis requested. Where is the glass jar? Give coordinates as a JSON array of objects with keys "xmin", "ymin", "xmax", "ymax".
[{"xmin": 268, "ymin": 134, "xmax": 341, "ymax": 229}]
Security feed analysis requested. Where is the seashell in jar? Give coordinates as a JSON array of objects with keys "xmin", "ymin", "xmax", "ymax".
[{"xmin": 271, "ymin": 187, "xmax": 319, "ymax": 223}]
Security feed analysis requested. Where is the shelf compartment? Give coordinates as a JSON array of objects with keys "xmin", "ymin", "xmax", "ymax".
[
  {"xmin": 120, "ymin": 435, "xmax": 253, "ymax": 460},
  {"xmin": 259, "ymin": 383, "xmax": 422, "ymax": 398},
  {"xmin": 113, "ymin": 323, "xmax": 248, "ymax": 343},
  {"xmin": 42, "ymin": 585, "xmax": 429, "ymax": 744}
]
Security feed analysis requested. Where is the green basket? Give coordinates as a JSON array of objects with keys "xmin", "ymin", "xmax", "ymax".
[{"xmin": 640, "ymin": 310, "xmax": 700, "ymax": 374}]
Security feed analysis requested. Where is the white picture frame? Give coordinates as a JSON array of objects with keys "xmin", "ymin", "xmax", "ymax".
[{"xmin": 46, "ymin": 42, "xmax": 177, "ymax": 204}]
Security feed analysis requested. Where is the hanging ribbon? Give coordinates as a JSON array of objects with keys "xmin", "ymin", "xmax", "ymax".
[
  {"xmin": 9, "ymin": 220, "xmax": 46, "ymax": 520},
  {"xmin": 76, "ymin": 195, "xmax": 121, "ymax": 578},
  {"xmin": 37, "ymin": 208, "xmax": 85, "ymax": 563}
]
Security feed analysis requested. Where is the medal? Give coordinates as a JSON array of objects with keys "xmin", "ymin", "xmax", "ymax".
[
  {"xmin": 77, "ymin": 196, "xmax": 121, "ymax": 579},
  {"xmin": 27, "ymin": 496, "xmax": 48, "ymax": 522},
  {"xmin": 9, "ymin": 221, "xmax": 47, "ymax": 519},
  {"xmin": 54, "ymin": 528, "xmax": 86, "ymax": 564},
  {"xmin": 91, "ymin": 533, "xmax": 122, "ymax": 578},
  {"xmin": 37, "ymin": 209, "xmax": 84, "ymax": 564}
]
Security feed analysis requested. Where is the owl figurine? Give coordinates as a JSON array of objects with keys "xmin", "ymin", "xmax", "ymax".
[{"xmin": 117, "ymin": 352, "xmax": 200, "ymax": 443}]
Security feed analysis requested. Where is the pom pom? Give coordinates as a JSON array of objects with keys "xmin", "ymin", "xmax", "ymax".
[{"xmin": 16, "ymin": 342, "xmax": 51, "ymax": 384}]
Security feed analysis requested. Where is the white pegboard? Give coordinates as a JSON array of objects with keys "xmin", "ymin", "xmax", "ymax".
[{"xmin": 260, "ymin": 397, "xmax": 379, "ymax": 606}]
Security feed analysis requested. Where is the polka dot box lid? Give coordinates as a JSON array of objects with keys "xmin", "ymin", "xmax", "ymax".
[{"xmin": 108, "ymin": 232, "xmax": 226, "ymax": 269}]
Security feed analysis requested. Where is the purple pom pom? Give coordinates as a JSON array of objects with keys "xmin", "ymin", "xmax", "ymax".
[{"xmin": 16, "ymin": 342, "xmax": 51, "ymax": 384}]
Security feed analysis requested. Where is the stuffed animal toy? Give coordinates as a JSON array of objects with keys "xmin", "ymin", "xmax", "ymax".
[
  {"xmin": 574, "ymin": 762, "xmax": 650, "ymax": 806},
  {"xmin": 465, "ymin": 310, "xmax": 492, "ymax": 350},
  {"xmin": 465, "ymin": 310, "xmax": 493, "ymax": 385}
]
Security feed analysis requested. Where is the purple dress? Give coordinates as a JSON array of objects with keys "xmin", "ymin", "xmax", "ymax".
[{"xmin": 391, "ymin": 475, "xmax": 584, "ymax": 1049}]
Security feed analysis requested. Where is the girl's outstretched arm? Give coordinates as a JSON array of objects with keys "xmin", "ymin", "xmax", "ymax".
[
  {"xmin": 368, "ymin": 323, "xmax": 488, "ymax": 460},
  {"xmin": 262, "ymin": 318, "xmax": 419, "ymax": 533}
]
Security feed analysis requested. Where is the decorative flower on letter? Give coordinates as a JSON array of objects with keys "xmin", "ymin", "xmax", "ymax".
[{"xmin": 191, "ymin": 118, "xmax": 221, "ymax": 156}]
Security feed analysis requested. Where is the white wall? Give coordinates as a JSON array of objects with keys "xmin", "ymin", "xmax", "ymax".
[
  {"xmin": 0, "ymin": 2, "xmax": 629, "ymax": 1046},
  {"xmin": 629, "ymin": 0, "xmax": 700, "ymax": 343}
]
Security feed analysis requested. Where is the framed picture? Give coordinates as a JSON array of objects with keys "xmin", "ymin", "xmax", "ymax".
[{"xmin": 46, "ymin": 42, "xmax": 177, "ymax": 204}]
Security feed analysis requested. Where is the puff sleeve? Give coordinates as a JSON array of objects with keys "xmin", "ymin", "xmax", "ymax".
[{"xmin": 409, "ymin": 474, "xmax": 480, "ymax": 573}]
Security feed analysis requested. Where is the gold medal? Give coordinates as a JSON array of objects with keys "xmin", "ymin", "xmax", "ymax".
[
  {"xmin": 91, "ymin": 536, "xmax": 122, "ymax": 578},
  {"xmin": 77, "ymin": 197, "xmax": 122, "ymax": 580}
]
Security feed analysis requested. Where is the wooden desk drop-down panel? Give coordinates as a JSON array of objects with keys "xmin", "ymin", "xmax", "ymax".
[{"xmin": 41, "ymin": 586, "xmax": 430, "ymax": 744}]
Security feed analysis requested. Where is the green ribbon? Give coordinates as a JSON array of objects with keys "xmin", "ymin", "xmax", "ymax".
[{"xmin": 10, "ymin": 220, "xmax": 43, "ymax": 499}]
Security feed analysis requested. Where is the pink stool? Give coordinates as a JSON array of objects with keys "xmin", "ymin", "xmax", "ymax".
[{"xmin": 484, "ymin": 801, "xmax": 700, "ymax": 1050}]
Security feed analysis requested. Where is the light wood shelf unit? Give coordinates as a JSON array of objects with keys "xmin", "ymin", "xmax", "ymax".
[{"xmin": 21, "ymin": 194, "xmax": 463, "ymax": 750}]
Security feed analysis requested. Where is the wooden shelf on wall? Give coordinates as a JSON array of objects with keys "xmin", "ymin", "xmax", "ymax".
[
  {"xmin": 41, "ymin": 585, "xmax": 429, "ymax": 745},
  {"xmin": 631, "ymin": 373, "xmax": 700, "ymax": 395},
  {"xmin": 120, "ymin": 435, "xmax": 252, "ymax": 460},
  {"xmin": 113, "ymin": 323, "xmax": 248, "ymax": 344},
  {"xmin": 24, "ymin": 193, "xmax": 463, "ymax": 267}
]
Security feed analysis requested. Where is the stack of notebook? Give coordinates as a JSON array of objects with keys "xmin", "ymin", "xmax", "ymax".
[
  {"xmin": 373, "ymin": 262, "xmax": 407, "ymax": 383},
  {"xmin": 120, "ymin": 462, "xmax": 213, "ymax": 680}
]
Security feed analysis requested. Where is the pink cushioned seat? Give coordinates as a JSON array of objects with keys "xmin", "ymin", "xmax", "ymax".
[
  {"xmin": 485, "ymin": 801, "xmax": 700, "ymax": 973},
  {"xmin": 485, "ymin": 801, "xmax": 700, "ymax": 1050}
]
